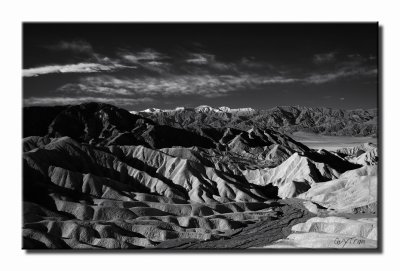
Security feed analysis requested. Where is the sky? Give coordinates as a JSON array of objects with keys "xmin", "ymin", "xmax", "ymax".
[{"xmin": 23, "ymin": 23, "xmax": 378, "ymax": 111}]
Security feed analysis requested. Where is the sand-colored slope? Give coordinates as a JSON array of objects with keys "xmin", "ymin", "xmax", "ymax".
[
  {"xmin": 261, "ymin": 216, "xmax": 377, "ymax": 249},
  {"xmin": 298, "ymin": 166, "xmax": 377, "ymax": 212},
  {"xmin": 242, "ymin": 153, "xmax": 339, "ymax": 198}
]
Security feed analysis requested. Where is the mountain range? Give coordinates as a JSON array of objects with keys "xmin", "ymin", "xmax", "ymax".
[
  {"xmin": 22, "ymin": 102, "xmax": 378, "ymax": 249},
  {"xmin": 133, "ymin": 105, "xmax": 377, "ymax": 137}
]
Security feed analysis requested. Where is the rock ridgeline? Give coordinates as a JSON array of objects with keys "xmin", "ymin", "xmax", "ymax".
[{"xmin": 135, "ymin": 105, "xmax": 377, "ymax": 137}]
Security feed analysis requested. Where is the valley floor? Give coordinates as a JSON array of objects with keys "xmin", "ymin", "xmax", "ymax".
[{"xmin": 292, "ymin": 132, "xmax": 377, "ymax": 151}]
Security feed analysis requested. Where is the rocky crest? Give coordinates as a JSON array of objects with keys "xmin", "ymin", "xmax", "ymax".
[{"xmin": 135, "ymin": 105, "xmax": 377, "ymax": 137}]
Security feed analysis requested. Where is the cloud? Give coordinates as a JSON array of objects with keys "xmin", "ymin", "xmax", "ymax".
[
  {"xmin": 23, "ymin": 63, "xmax": 135, "ymax": 77},
  {"xmin": 23, "ymin": 96, "xmax": 154, "ymax": 106},
  {"xmin": 313, "ymin": 52, "xmax": 336, "ymax": 64},
  {"xmin": 240, "ymin": 57, "xmax": 269, "ymax": 69},
  {"xmin": 23, "ymin": 47, "xmax": 172, "ymax": 78},
  {"xmin": 308, "ymin": 52, "xmax": 377, "ymax": 83},
  {"xmin": 56, "ymin": 73, "xmax": 299, "ymax": 99},
  {"xmin": 57, "ymin": 63, "xmax": 376, "ymax": 99},
  {"xmin": 31, "ymin": 42, "xmax": 171, "ymax": 77},
  {"xmin": 347, "ymin": 53, "xmax": 363, "ymax": 59},
  {"xmin": 57, "ymin": 81, "xmax": 132, "ymax": 96},
  {"xmin": 259, "ymin": 76, "xmax": 299, "ymax": 84},
  {"xmin": 305, "ymin": 67, "xmax": 377, "ymax": 84},
  {"xmin": 46, "ymin": 40, "xmax": 94, "ymax": 54},
  {"xmin": 118, "ymin": 49, "xmax": 170, "ymax": 73},
  {"xmin": 147, "ymin": 61, "xmax": 165, "ymax": 66},
  {"xmin": 55, "ymin": 63, "xmax": 376, "ymax": 100},
  {"xmin": 186, "ymin": 53, "xmax": 210, "ymax": 65},
  {"xmin": 185, "ymin": 53, "xmax": 236, "ymax": 71},
  {"xmin": 121, "ymin": 49, "xmax": 168, "ymax": 63}
]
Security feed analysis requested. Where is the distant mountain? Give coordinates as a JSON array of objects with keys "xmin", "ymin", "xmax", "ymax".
[
  {"xmin": 134, "ymin": 105, "xmax": 377, "ymax": 137},
  {"xmin": 24, "ymin": 103, "xmax": 215, "ymax": 149},
  {"xmin": 131, "ymin": 105, "xmax": 256, "ymax": 115}
]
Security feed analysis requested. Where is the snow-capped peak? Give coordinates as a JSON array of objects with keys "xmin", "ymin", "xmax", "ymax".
[
  {"xmin": 174, "ymin": 107, "xmax": 186, "ymax": 111},
  {"xmin": 142, "ymin": 108, "xmax": 162, "ymax": 113},
  {"xmin": 195, "ymin": 105, "xmax": 218, "ymax": 113},
  {"xmin": 135, "ymin": 105, "xmax": 256, "ymax": 114},
  {"xmin": 218, "ymin": 106, "xmax": 231, "ymax": 112},
  {"xmin": 195, "ymin": 105, "xmax": 255, "ymax": 113},
  {"xmin": 229, "ymin": 107, "xmax": 255, "ymax": 113}
]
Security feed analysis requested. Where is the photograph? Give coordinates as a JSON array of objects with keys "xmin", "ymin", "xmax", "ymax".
[{"xmin": 22, "ymin": 23, "xmax": 379, "ymax": 250}]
